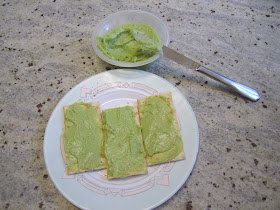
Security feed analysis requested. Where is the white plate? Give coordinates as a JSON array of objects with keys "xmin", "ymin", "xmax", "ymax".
[{"xmin": 44, "ymin": 69, "xmax": 199, "ymax": 210}]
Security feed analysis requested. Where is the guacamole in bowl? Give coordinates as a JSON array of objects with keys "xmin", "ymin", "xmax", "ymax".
[
  {"xmin": 96, "ymin": 23, "xmax": 162, "ymax": 63},
  {"xmin": 92, "ymin": 10, "xmax": 169, "ymax": 68}
]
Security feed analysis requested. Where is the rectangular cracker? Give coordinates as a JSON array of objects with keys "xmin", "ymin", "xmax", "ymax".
[
  {"xmin": 61, "ymin": 101, "xmax": 107, "ymax": 175},
  {"xmin": 102, "ymin": 105, "xmax": 147, "ymax": 179},
  {"xmin": 137, "ymin": 92, "xmax": 185, "ymax": 165}
]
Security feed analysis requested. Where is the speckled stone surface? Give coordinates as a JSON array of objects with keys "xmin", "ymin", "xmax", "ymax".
[{"xmin": 1, "ymin": 0, "xmax": 279, "ymax": 209}]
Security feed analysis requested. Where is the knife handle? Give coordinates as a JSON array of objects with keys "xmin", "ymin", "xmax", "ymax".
[{"xmin": 197, "ymin": 66, "xmax": 260, "ymax": 101}]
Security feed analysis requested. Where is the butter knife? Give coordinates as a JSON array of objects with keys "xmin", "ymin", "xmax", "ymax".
[
  {"xmin": 137, "ymin": 33, "xmax": 260, "ymax": 101},
  {"xmin": 162, "ymin": 46, "xmax": 260, "ymax": 101}
]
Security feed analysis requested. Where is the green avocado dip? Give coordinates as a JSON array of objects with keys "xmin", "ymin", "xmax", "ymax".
[
  {"xmin": 96, "ymin": 23, "xmax": 162, "ymax": 63},
  {"xmin": 63, "ymin": 102, "xmax": 104, "ymax": 173},
  {"xmin": 139, "ymin": 95, "xmax": 183, "ymax": 165},
  {"xmin": 103, "ymin": 106, "xmax": 147, "ymax": 178}
]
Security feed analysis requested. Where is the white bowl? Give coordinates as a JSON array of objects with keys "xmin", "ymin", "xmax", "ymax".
[{"xmin": 92, "ymin": 10, "xmax": 170, "ymax": 68}]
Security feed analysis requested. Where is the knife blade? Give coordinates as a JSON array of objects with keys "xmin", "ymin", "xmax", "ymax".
[{"xmin": 162, "ymin": 45, "xmax": 200, "ymax": 71}]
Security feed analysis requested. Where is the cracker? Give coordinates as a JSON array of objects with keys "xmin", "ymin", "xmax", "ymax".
[
  {"xmin": 102, "ymin": 105, "xmax": 147, "ymax": 179},
  {"xmin": 138, "ymin": 92, "xmax": 185, "ymax": 165},
  {"xmin": 61, "ymin": 101, "xmax": 106, "ymax": 175}
]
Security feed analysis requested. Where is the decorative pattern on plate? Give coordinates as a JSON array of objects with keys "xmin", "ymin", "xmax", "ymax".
[{"xmin": 75, "ymin": 162, "xmax": 174, "ymax": 196}]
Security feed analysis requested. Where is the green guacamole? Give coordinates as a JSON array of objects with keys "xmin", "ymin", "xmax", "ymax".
[
  {"xmin": 96, "ymin": 23, "xmax": 162, "ymax": 63},
  {"xmin": 139, "ymin": 96, "xmax": 183, "ymax": 165},
  {"xmin": 63, "ymin": 102, "xmax": 104, "ymax": 173},
  {"xmin": 103, "ymin": 106, "xmax": 146, "ymax": 178}
]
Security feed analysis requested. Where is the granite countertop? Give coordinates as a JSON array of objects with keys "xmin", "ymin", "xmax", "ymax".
[{"xmin": 1, "ymin": 0, "xmax": 279, "ymax": 209}]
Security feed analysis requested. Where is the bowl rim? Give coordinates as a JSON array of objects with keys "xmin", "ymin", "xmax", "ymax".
[{"xmin": 92, "ymin": 10, "xmax": 170, "ymax": 68}]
